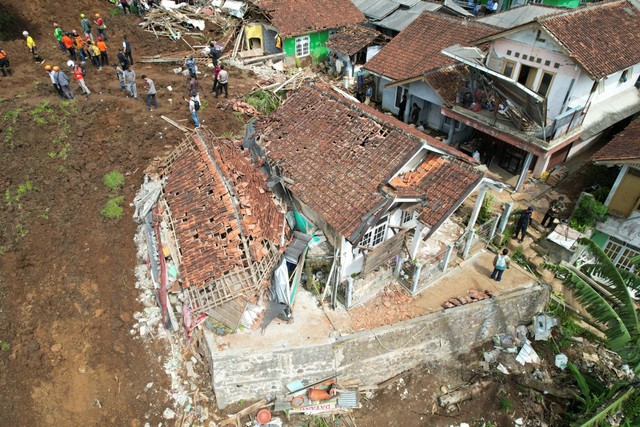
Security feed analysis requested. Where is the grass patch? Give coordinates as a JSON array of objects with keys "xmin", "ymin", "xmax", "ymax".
[
  {"xmin": 500, "ymin": 397, "xmax": 512, "ymax": 411},
  {"xmin": 108, "ymin": 7, "xmax": 123, "ymax": 15},
  {"xmin": 103, "ymin": 171, "xmax": 125, "ymax": 192},
  {"xmin": 101, "ymin": 196, "xmax": 125, "ymax": 220},
  {"xmin": 2, "ymin": 107, "xmax": 21, "ymax": 123},
  {"xmin": 31, "ymin": 100, "xmax": 54, "ymax": 125}
]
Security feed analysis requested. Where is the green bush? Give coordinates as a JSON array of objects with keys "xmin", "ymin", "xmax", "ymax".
[
  {"xmin": 477, "ymin": 193, "xmax": 494, "ymax": 224},
  {"xmin": 103, "ymin": 171, "xmax": 125, "ymax": 192},
  {"xmin": 245, "ymin": 91, "xmax": 281, "ymax": 115},
  {"xmin": 570, "ymin": 193, "xmax": 607, "ymax": 232},
  {"xmin": 101, "ymin": 196, "xmax": 125, "ymax": 220}
]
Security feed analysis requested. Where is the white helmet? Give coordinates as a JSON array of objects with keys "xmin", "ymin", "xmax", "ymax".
[
  {"xmin": 22, "ymin": 31, "xmax": 29, "ymax": 36},
  {"xmin": 67, "ymin": 60, "xmax": 75, "ymax": 68}
]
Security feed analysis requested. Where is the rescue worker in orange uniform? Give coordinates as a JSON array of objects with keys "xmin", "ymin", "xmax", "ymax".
[
  {"xmin": 0, "ymin": 48, "xmax": 12, "ymax": 77},
  {"xmin": 96, "ymin": 37, "xmax": 108, "ymax": 67},
  {"xmin": 62, "ymin": 32, "xmax": 75, "ymax": 61}
]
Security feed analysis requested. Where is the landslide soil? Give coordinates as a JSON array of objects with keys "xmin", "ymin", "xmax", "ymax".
[{"xmin": 0, "ymin": 2, "xmax": 256, "ymax": 425}]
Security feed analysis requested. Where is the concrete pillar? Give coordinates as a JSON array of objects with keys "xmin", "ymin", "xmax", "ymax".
[
  {"xmin": 488, "ymin": 213, "xmax": 501, "ymax": 242},
  {"xmin": 533, "ymin": 153, "xmax": 551, "ymax": 178},
  {"xmin": 441, "ymin": 244, "xmax": 454, "ymax": 273},
  {"xmin": 393, "ymin": 255, "xmax": 403, "ymax": 277},
  {"xmin": 463, "ymin": 230, "xmax": 476, "ymax": 259},
  {"xmin": 515, "ymin": 151, "xmax": 534, "ymax": 192},
  {"xmin": 467, "ymin": 186, "xmax": 488, "ymax": 232},
  {"xmin": 411, "ymin": 263, "xmax": 422, "ymax": 294},
  {"xmin": 604, "ymin": 165, "xmax": 628, "ymax": 207},
  {"xmin": 497, "ymin": 202, "xmax": 513, "ymax": 234},
  {"xmin": 409, "ymin": 222, "xmax": 426, "ymax": 261}
]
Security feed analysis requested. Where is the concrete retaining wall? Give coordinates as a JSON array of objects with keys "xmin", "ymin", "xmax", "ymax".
[{"xmin": 205, "ymin": 284, "xmax": 549, "ymax": 408}]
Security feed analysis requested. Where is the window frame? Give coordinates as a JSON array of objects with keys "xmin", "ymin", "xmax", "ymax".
[
  {"xmin": 360, "ymin": 216, "xmax": 389, "ymax": 249},
  {"xmin": 603, "ymin": 237, "xmax": 639, "ymax": 273},
  {"xmin": 294, "ymin": 35, "xmax": 310, "ymax": 58},
  {"xmin": 503, "ymin": 60, "xmax": 516, "ymax": 79},
  {"xmin": 537, "ymin": 71, "xmax": 555, "ymax": 97},
  {"xmin": 395, "ymin": 87, "xmax": 408, "ymax": 108}
]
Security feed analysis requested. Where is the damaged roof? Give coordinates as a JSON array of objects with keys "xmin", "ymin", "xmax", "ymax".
[
  {"xmin": 592, "ymin": 116, "xmax": 640, "ymax": 164},
  {"xmin": 422, "ymin": 64, "xmax": 470, "ymax": 106},
  {"xmin": 163, "ymin": 133, "xmax": 283, "ymax": 289},
  {"xmin": 537, "ymin": 0, "xmax": 640, "ymax": 79},
  {"xmin": 258, "ymin": 0, "xmax": 365, "ymax": 38},
  {"xmin": 325, "ymin": 24, "xmax": 381, "ymax": 56},
  {"xmin": 364, "ymin": 12, "xmax": 496, "ymax": 81},
  {"xmin": 255, "ymin": 83, "xmax": 474, "ymax": 241},
  {"xmin": 388, "ymin": 153, "xmax": 482, "ymax": 229},
  {"xmin": 477, "ymin": 4, "xmax": 562, "ymax": 28}
]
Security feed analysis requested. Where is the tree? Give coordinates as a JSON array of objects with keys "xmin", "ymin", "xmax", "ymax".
[{"xmin": 550, "ymin": 238, "xmax": 640, "ymax": 426}]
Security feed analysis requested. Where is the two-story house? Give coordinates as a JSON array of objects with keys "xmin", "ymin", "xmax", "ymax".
[
  {"xmin": 591, "ymin": 116, "xmax": 640, "ymax": 273},
  {"xmin": 441, "ymin": 0, "xmax": 640, "ymax": 189},
  {"xmin": 363, "ymin": 12, "xmax": 497, "ymax": 144}
]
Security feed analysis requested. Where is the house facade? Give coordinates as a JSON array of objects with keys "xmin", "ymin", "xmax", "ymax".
[
  {"xmin": 248, "ymin": 0, "xmax": 365, "ymax": 63},
  {"xmin": 442, "ymin": 0, "xmax": 640, "ymax": 189},
  {"xmin": 363, "ymin": 12, "xmax": 496, "ymax": 144},
  {"xmin": 591, "ymin": 117, "xmax": 640, "ymax": 273},
  {"xmin": 243, "ymin": 83, "xmax": 485, "ymax": 307}
]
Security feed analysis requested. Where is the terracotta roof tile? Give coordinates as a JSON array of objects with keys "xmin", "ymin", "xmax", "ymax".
[
  {"xmin": 388, "ymin": 153, "xmax": 482, "ymax": 227},
  {"xmin": 255, "ymin": 83, "xmax": 474, "ymax": 240},
  {"xmin": 539, "ymin": 0, "xmax": 640, "ymax": 79},
  {"xmin": 258, "ymin": 0, "xmax": 365, "ymax": 38},
  {"xmin": 325, "ymin": 24, "xmax": 381, "ymax": 56},
  {"xmin": 163, "ymin": 134, "xmax": 282, "ymax": 289},
  {"xmin": 592, "ymin": 116, "xmax": 640, "ymax": 163},
  {"xmin": 364, "ymin": 12, "xmax": 497, "ymax": 81},
  {"xmin": 422, "ymin": 64, "xmax": 470, "ymax": 106}
]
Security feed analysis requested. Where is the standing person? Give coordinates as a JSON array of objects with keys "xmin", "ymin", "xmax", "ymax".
[
  {"xmin": 208, "ymin": 41, "xmax": 222, "ymax": 66},
  {"xmin": 211, "ymin": 63, "xmax": 221, "ymax": 93},
  {"xmin": 397, "ymin": 94, "xmax": 407, "ymax": 121},
  {"xmin": 120, "ymin": 0, "xmax": 132, "ymax": 14},
  {"xmin": 142, "ymin": 75, "xmax": 158, "ymax": 110},
  {"xmin": 410, "ymin": 103, "xmax": 421, "ymax": 125},
  {"xmin": 123, "ymin": 35, "xmax": 134, "ymax": 65},
  {"xmin": 117, "ymin": 48, "xmax": 128, "ymax": 69},
  {"xmin": 23, "ymin": 31, "xmax": 45, "ymax": 63},
  {"xmin": 132, "ymin": 0, "xmax": 144, "ymax": 16},
  {"xmin": 123, "ymin": 66, "xmax": 137, "ymax": 99},
  {"xmin": 53, "ymin": 23, "xmax": 66, "ymax": 52},
  {"xmin": 94, "ymin": 14, "xmax": 108, "ymax": 41},
  {"xmin": 113, "ymin": 64, "xmax": 125, "ymax": 89},
  {"xmin": 188, "ymin": 92, "xmax": 201, "ymax": 128},
  {"xmin": 364, "ymin": 84, "xmax": 373, "ymax": 106},
  {"xmin": 490, "ymin": 248, "xmax": 510, "ymax": 282},
  {"xmin": 45, "ymin": 65, "xmax": 63, "ymax": 97},
  {"xmin": 187, "ymin": 75, "xmax": 200, "ymax": 98},
  {"xmin": 0, "ymin": 49, "xmax": 12, "ymax": 77},
  {"xmin": 80, "ymin": 14, "xmax": 93, "ymax": 41},
  {"xmin": 88, "ymin": 41, "xmax": 102, "ymax": 70},
  {"xmin": 184, "ymin": 55, "xmax": 196, "ymax": 77},
  {"xmin": 541, "ymin": 196, "xmax": 566, "ymax": 229},
  {"xmin": 513, "ymin": 206, "xmax": 534, "ymax": 243},
  {"xmin": 96, "ymin": 37, "xmax": 109, "ymax": 67},
  {"xmin": 73, "ymin": 33, "xmax": 86, "ymax": 63},
  {"xmin": 215, "ymin": 64, "xmax": 228, "ymax": 98},
  {"xmin": 62, "ymin": 32, "xmax": 75, "ymax": 61},
  {"xmin": 69, "ymin": 60, "xmax": 90, "ymax": 96},
  {"xmin": 53, "ymin": 66, "xmax": 74, "ymax": 99}
]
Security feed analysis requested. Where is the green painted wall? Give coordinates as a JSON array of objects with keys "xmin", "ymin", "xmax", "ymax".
[
  {"xmin": 283, "ymin": 30, "xmax": 330, "ymax": 63},
  {"xmin": 541, "ymin": 0, "xmax": 580, "ymax": 7},
  {"xmin": 591, "ymin": 230, "xmax": 609, "ymax": 248}
]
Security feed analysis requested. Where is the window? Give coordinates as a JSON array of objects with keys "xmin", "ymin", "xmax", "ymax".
[
  {"xmin": 517, "ymin": 64, "xmax": 537, "ymax": 90},
  {"xmin": 620, "ymin": 68, "xmax": 630, "ymax": 83},
  {"xmin": 514, "ymin": 52, "xmax": 520, "ymax": 58},
  {"xmin": 503, "ymin": 60, "xmax": 516, "ymax": 78},
  {"xmin": 537, "ymin": 71, "xmax": 554, "ymax": 97},
  {"xmin": 506, "ymin": 49, "xmax": 512, "ymax": 56},
  {"xmin": 360, "ymin": 216, "xmax": 389, "ymax": 249},
  {"xmin": 395, "ymin": 87, "xmax": 408, "ymax": 108},
  {"xmin": 544, "ymin": 60, "xmax": 551, "ymax": 66},
  {"xmin": 444, "ymin": 116, "xmax": 462, "ymax": 130},
  {"xmin": 604, "ymin": 237, "xmax": 639, "ymax": 273},
  {"xmin": 295, "ymin": 35, "xmax": 310, "ymax": 57},
  {"xmin": 400, "ymin": 211, "xmax": 414, "ymax": 225}
]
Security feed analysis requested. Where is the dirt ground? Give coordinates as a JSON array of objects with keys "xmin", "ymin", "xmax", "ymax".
[{"xmin": 0, "ymin": 2, "xmax": 258, "ymax": 425}]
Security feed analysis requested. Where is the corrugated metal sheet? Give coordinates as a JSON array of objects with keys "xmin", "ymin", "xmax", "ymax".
[
  {"xmin": 375, "ymin": 2, "xmax": 441, "ymax": 32},
  {"xmin": 478, "ymin": 4, "xmax": 559, "ymax": 29},
  {"xmin": 352, "ymin": 0, "xmax": 400, "ymax": 20},
  {"xmin": 284, "ymin": 231, "xmax": 313, "ymax": 264},
  {"xmin": 337, "ymin": 390, "xmax": 359, "ymax": 408},
  {"xmin": 391, "ymin": 0, "xmax": 421, "ymax": 6}
]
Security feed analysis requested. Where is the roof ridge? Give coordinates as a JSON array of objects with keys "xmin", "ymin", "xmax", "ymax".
[
  {"xmin": 421, "ymin": 10, "xmax": 498, "ymax": 30},
  {"xmin": 537, "ymin": 0, "xmax": 630, "ymax": 21}
]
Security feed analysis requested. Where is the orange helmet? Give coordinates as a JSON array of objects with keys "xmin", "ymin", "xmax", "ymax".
[
  {"xmin": 95, "ymin": 13, "xmax": 100, "ymax": 17},
  {"xmin": 52, "ymin": 65, "xmax": 60, "ymax": 71},
  {"xmin": 44, "ymin": 64, "xmax": 52, "ymax": 71}
]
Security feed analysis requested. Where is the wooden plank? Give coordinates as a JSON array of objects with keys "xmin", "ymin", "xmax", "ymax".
[{"xmin": 362, "ymin": 230, "xmax": 408, "ymax": 277}]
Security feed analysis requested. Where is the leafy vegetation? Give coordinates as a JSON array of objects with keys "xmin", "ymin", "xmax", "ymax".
[
  {"xmin": 569, "ymin": 194, "xmax": 607, "ymax": 232},
  {"xmin": 548, "ymin": 239, "xmax": 640, "ymax": 425},
  {"xmin": 103, "ymin": 171, "xmax": 125, "ymax": 192},
  {"xmin": 246, "ymin": 90, "xmax": 281, "ymax": 115},
  {"xmin": 31, "ymin": 100, "xmax": 54, "ymax": 125},
  {"xmin": 477, "ymin": 194, "xmax": 495, "ymax": 224},
  {"xmin": 101, "ymin": 196, "xmax": 125, "ymax": 220}
]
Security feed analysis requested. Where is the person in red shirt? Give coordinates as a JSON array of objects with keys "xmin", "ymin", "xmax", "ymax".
[
  {"xmin": 94, "ymin": 14, "xmax": 108, "ymax": 41},
  {"xmin": 62, "ymin": 32, "xmax": 75, "ymax": 61},
  {"xmin": 68, "ymin": 60, "xmax": 90, "ymax": 96},
  {"xmin": 96, "ymin": 37, "xmax": 108, "ymax": 67}
]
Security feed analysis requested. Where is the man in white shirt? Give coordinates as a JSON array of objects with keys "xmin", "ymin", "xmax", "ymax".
[{"xmin": 215, "ymin": 64, "xmax": 228, "ymax": 98}]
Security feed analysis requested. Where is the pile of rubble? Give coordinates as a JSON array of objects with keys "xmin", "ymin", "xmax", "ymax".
[{"xmin": 441, "ymin": 288, "xmax": 494, "ymax": 309}]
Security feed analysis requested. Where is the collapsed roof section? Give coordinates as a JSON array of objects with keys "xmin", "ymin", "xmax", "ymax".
[
  {"xmin": 386, "ymin": 153, "xmax": 483, "ymax": 233},
  {"xmin": 254, "ymin": 83, "xmax": 478, "ymax": 244},
  {"xmin": 256, "ymin": 0, "xmax": 365, "ymax": 38},
  {"xmin": 325, "ymin": 24, "xmax": 382, "ymax": 56},
  {"xmin": 162, "ymin": 131, "xmax": 284, "ymax": 293},
  {"xmin": 592, "ymin": 116, "xmax": 640, "ymax": 165}
]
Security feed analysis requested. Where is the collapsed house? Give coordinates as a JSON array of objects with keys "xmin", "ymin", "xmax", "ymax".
[{"xmin": 242, "ymin": 83, "xmax": 491, "ymax": 307}]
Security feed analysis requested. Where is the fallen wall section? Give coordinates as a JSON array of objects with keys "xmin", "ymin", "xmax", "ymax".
[{"xmin": 205, "ymin": 284, "xmax": 549, "ymax": 408}]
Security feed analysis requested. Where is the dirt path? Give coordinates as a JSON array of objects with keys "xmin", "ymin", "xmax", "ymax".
[{"xmin": 0, "ymin": 2, "xmax": 258, "ymax": 424}]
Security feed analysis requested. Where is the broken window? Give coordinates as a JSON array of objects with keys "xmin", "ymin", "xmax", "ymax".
[
  {"xmin": 502, "ymin": 60, "xmax": 515, "ymax": 79},
  {"xmin": 361, "ymin": 215, "xmax": 389, "ymax": 249},
  {"xmin": 537, "ymin": 71, "xmax": 554, "ymax": 97}
]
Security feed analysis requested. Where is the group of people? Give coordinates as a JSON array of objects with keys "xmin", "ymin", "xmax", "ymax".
[
  {"xmin": 490, "ymin": 196, "xmax": 567, "ymax": 282},
  {"xmin": 182, "ymin": 51, "xmax": 230, "ymax": 128}
]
